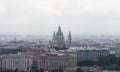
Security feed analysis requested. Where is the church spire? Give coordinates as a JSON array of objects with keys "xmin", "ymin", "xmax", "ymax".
[
  {"xmin": 68, "ymin": 31, "xmax": 72, "ymax": 46},
  {"xmin": 53, "ymin": 31, "xmax": 56, "ymax": 41},
  {"xmin": 58, "ymin": 26, "xmax": 62, "ymax": 32}
]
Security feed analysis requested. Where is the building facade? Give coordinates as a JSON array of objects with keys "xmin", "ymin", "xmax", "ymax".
[
  {"xmin": 2, "ymin": 54, "xmax": 33, "ymax": 71},
  {"xmin": 37, "ymin": 53, "xmax": 77, "ymax": 72},
  {"xmin": 77, "ymin": 48, "xmax": 110, "ymax": 62}
]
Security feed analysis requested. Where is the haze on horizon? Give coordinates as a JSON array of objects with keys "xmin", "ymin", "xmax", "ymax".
[{"xmin": 0, "ymin": 0, "xmax": 120, "ymax": 35}]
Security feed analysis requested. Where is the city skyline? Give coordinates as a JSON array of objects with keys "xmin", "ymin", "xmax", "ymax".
[{"xmin": 0, "ymin": 0, "xmax": 120, "ymax": 35}]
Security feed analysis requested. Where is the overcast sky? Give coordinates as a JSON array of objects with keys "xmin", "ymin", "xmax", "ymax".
[{"xmin": 0, "ymin": 0, "xmax": 120, "ymax": 35}]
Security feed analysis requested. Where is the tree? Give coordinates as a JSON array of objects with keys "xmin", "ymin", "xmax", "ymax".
[
  {"xmin": 77, "ymin": 68, "xmax": 84, "ymax": 72},
  {"xmin": 39, "ymin": 68, "xmax": 44, "ymax": 72},
  {"xmin": 98, "ymin": 54, "xmax": 117, "ymax": 66},
  {"xmin": 3, "ymin": 69, "xmax": 13, "ymax": 72},
  {"xmin": 14, "ymin": 68, "xmax": 18, "ymax": 72},
  {"xmin": 78, "ymin": 60, "xmax": 95, "ymax": 66},
  {"xmin": 51, "ymin": 69, "xmax": 57, "ymax": 72},
  {"xmin": 58, "ymin": 68, "xmax": 63, "ymax": 72},
  {"xmin": 30, "ymin": 60, "xmax": 38, "ymax": 72},
  {"xmin": 51, "ymin": 68, "xmax": 63, "ymax": 72}
]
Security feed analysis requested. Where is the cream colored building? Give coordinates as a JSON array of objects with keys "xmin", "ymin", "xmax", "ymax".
[
  {"xmin": 37, "ymin": 52, "xmax": 77, "ymax": 72},
  {"xmin": 2, "ymin": 54, "xmax": 33, "ymax": 71}
]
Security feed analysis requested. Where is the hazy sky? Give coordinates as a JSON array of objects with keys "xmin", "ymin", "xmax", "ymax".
[{"xmin": 0, "ymin": 0, "xmax": 120, "ymax": 35}]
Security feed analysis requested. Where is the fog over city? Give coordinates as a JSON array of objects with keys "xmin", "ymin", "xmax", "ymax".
[
  {"xmin": 0, "ymin": 0, "xmax": 120, "ymax": 35},
  {"xmin": 2, "ymin": 1, "xmax": 120, "ymax": 72}
]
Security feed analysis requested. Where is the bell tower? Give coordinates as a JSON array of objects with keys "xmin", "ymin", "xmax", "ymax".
[{"xmin": 68, "ymin": 31, "xmax": 72, "ymax": 47}]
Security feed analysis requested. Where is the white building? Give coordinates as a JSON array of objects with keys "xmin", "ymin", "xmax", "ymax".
[
  {"xmin": 2, "ymin": 54, "xmax": 33, "ymax": 71},
  {"xmin": 37, "ymin": 52, "xmax": 77, "ymax": 72}
]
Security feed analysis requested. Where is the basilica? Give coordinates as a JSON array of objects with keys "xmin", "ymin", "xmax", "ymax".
[{"xmin": 52, "ymin": 26, "xmax": 72, "ymax": 50}]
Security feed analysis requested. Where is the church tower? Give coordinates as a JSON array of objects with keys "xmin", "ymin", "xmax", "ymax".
[
  {"xmin": 52, "ymin": 31, "xmax": 56, "ymax": 45},
  {"xmin": 68, "ymin": 31, "xmax": 72, "ymax": 47},
  {"xmin": 52, "ymin": 26, "xmax": 72, "ymax": 50},
  {"xmin": 55, "ymin": 26, "xmax": 65, "ymax": 48},
  {"xmin": 52, "ymin": 26, "xmax": 65, "ymax": 49}
]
